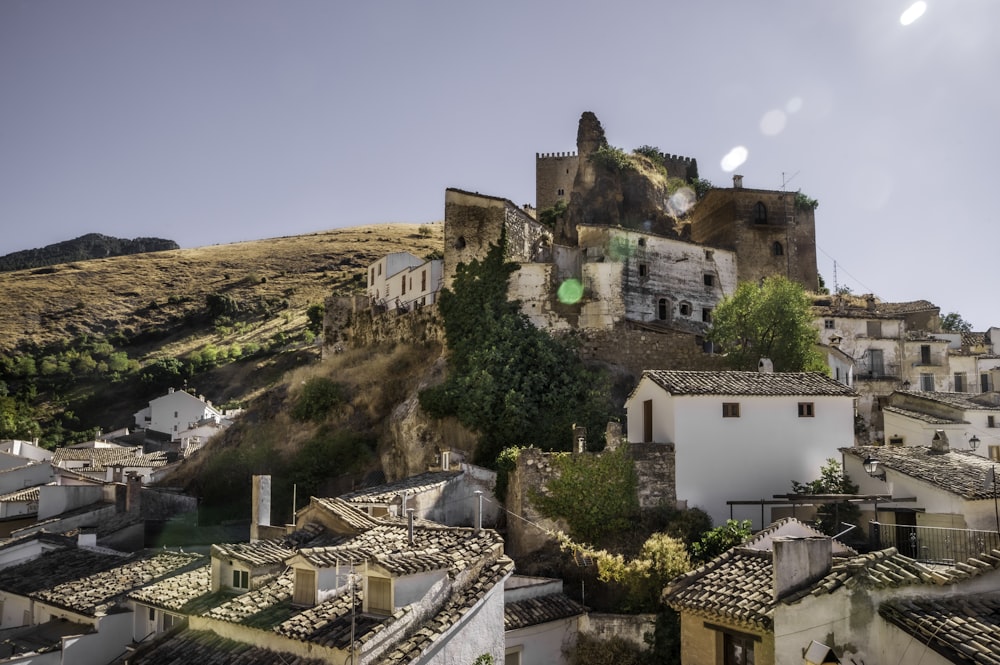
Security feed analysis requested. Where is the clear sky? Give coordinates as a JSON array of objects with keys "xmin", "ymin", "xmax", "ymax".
[{"xmin": 2, "ymin": 1, "xmax": 998, "ymax": 328}]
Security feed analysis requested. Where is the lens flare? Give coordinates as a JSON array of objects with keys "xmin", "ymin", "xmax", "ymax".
[
  {"xmin": 667, "ymin": 187, "xmax": 697, "ymax": 217},
  {"xmin": 900, "ymin": 1, "xmax": 926, "ymax": 26},
  {"xmin": 720, "ymin": 146, "xmax": 748, "ymax": 172},
  {"xmin": 557, "ymin": 278, "xmax": 584, "ymax": 305},
  {"xmin": 608, "ymin": 236, "xmax": 632, "ymax": 261},
  {"xmin": 760, "ymin": 109, "xmax": 787, "ymax": 136},
  {"xmin": 786, "ymin": 97, "xmax": 803, "ymax": 113}
]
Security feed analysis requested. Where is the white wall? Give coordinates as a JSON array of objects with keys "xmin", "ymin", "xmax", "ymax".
[
  {"xmin": 0, "ymin": 461, "xmax": 52, "ymax": 494},
  {"xmin": 140, "ymin": 390, "xmax": 222, "ymax": 435},
  {"xmin": 62, "ymin": 611, "xmax": 134, "ymax": 665},
  {"xmin": 628, "ymin": 382, "xmax": 855, "ymax": 528},
  {"xmin": 506, "ymin": 616, "xmax": 580, "ymax": 665},
  {"xmin": 37, "ymin": 484, "xmax": 104, "ymax": 520}
]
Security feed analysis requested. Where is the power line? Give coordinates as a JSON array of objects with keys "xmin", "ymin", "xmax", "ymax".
[{"xmin": 817, "ymin": 245, "xmax": 877, "ymax": 294}]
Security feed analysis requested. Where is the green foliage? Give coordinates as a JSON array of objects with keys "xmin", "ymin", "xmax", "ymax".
[
  {"xmin": 633, "ymin": 144, "xmax": 663, "ymax": 161},
  {"xmin": 140, "ymin": 357, "xmax": 188, "ymax": 387},
  {"xmin": 419, "ymin": 241, "xmax": 612, "ymax": 464},
  {"xmin": 941, "ymin": 311, "xmax": 973, "ymax": 333},
  {"xmin": 0, "ymin": 395, "xmax": 41, "ymax": 441},
  {"xmin": 708, "ymin": 276, "xmax": 826, "ymax": 372},
  {"xmin": 595, "ymin": 532, "xmax": 691, "ymax": 612},
  {"xmin": 206, "ymin": 293, "xmax": 240, "ymax": 318},
  {"xmin": 693, "ymin": 177, "xmax": 714, "ymax": 200},
  {"xmin": 306, "ymin": 303, "xmax": 325, "ymax": 335},
  {"xmin": 493, "ymin": 446, "xmax": 522, "ymax": 503},
  {"xmin": 288, "ymin": 428, "xmax": 375, "ymax": 497},
  {"xmin": 471, "ymin": 655, "xmax": 494, "ymax": 665},
  {"xmin": 565, "ymin": 631, "xmax": 648, "ymax": 665},
  {"xmin": 690, "ymin": 519, "xmax": 753, "ymax": 564},
  {"xmin": 792, "ymin": 458, "xmax": 861, "ymax": 536},
  {"xmin": 424, "ymin": 249, "xmax": 443, "ymax": 261},
  {"xmin": 534, "ymin": 446, "xmax": 638, "ymax": 544},
  {"xmin": 589, "ymin": 144, "xmax": 633, "ymax": 172},
  {"xmin": 538, "ymin": 199, "xmax": 568, "ymax": 229},
  {"xmin": 291, "ymin": 377, "xmax": 347, "ymax": 422},
  {"xmin": 794, "ymin": 191, "xmax": 819, "ymax": 210}
]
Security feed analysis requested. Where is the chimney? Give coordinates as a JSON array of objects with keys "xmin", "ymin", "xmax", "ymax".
[
  {"xmin": 399, "ymin": 491, "xmax": 408, "ymax": 517},
  {"xmin": 573, "ymin": 425, "xmax": 587, "ymax": 453},
  {"xmin": 125, "ymin": 472, "xmax": 142, "ymax": 513},
  {"xmin": 772, "ymin": 536, "xmax": 832, "ymax": 601},
  {"xmin": 733, "ymin": 174, "xmax": 744, "ymax": 189},
  {"xmin": 474, "ymin": 490, "xmax": 483, "ymax": 535},
  {"xmin": 931, "ymin": 430, "xmax": 950, "ymax": 453},
  {"xmin": 866, "ymin": 295, "xmax": 876, "ymax": 312},
  {"xmin": 441, "ymin": 448, "xmax": 450, "ymax": 471},
  {"xmin": 251, "ymin": 475, "xmax": 272, "ymax": 542},
  {"xmin": 77, "ymin": 527, "xmax": 98, "ymax": 548},
  {"xmin": 407, "ymin": 508, "xmax": 415, "ymax": 545},
  {"xmin": 605, "ymin": 421, "xmax": 622, "ymax": 451},
  {"xmin": 758, "ymin": 358, "xmax": 774, "ymax": 373}
]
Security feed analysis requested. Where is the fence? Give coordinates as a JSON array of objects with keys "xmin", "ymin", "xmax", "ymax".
[{"xmin": 869, "ymin": 521, "xmax": 1000, "ymax": 563}]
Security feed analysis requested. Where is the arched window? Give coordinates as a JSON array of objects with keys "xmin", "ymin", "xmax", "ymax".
[
  {"xmin": 754, "ymin": 202, "xmax": 768, "ymax": 224},
  {"xmin": 773, "ymin": 241, "xmax": 784, "ymax": 256},
  {"xmin": 454, "ymin": 236, "xmax": 466, "ymax": 250},
  {"xmin": 658, "ymin": 298, "xmax": 668, "ymax": 321}
]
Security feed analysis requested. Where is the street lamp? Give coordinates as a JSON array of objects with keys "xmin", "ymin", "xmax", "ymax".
[
  {"xmin": 863, "ymin": 456, "xmax": 886, "ymax": 481},
  {"xmin": 969, "ymin": 435, "xmax": 981, "ymax": 451}
]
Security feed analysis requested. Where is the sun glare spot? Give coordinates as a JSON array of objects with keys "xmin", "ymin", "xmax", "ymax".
[
  {"xmin": 900, "ymin": 1, "xmax": 926, "ymax": 26},
  {"xmin": 720, "ymin": 146, "xmax": 748, "ymax": 172},
  {"xmin": 557, "ymin": 279, "xmax": 584, "ymax": 305},
  {"xmin": 760, "ymin": 110, "xmax": 787, "ymax": 136},
  {"xmin": 666, "ymin": 187, "xmax": 697, "ymax": 217}
]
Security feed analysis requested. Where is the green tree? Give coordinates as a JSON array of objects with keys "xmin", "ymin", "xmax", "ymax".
[
  {"xmin": 419, "ymin": 240, "xmax": 612, "ymax": 464},
  {"xmin": 708, "ymin": 276, "xmax": 826, "ymax": 372},
  {"xmin": 791, "ymin": 458, "xmax": 861, "ymax": 536},
  {"xmin": 306, "ymin": 303, "xmax": 325, "ymax": 335},
  {"xmin": 941, "ymin": 311, "xmax": 973, "ymax": 333},
  {"xmin": 690, "ymin": 519, "xmax": 753, "ymax": 564},
  {"xmin": 291, "ymin": 377, "xmax": 347, "ymax": 422}
]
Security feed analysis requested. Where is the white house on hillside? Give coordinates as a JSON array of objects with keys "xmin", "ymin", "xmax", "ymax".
[
  {"xmin": 366, "ymin": 252, "xmax": 444, "ymax": 311},
  {"xmin": 882, "ymin": 390, "xmax": 1000, "ymax": 458},
  {"xmin": 133, "ymin": 388, "xmax": 233, "ymax": 438},
  {"xmin": 625, "ymin": 369, "xmax": 858, "ymax": 528}
]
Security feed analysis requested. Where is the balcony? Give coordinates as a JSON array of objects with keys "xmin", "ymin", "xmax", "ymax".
[
  {"xmin": 869, "ymin": 521, "xmax": 1000, "ymax": 564},
  {"xmin": 854, "ymin": 362, "xmax": 900, "ymax": 382}
]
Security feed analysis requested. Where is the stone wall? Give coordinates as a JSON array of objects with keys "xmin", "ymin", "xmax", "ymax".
[
  {"xmin": 629, "ymin": 442, "xmax": 677, "ymax": 510},
  {"xmin": 583, "ymin": 613, "xmax": 658, "ymax": 650},
  {"xmin": 324, "ymin": 295, "xmax": 443, "ymax": 352},
  {"xmin": 535, "ymin": 152, "xmax": 579, "ymax": 213}
]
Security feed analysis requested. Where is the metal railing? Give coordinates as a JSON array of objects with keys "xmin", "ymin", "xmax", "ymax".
[{"xmin": 869, "ymin": 521, "xmax": 1000, "ymax": 564}]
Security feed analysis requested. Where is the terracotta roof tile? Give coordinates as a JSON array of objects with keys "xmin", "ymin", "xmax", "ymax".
[
  {"xmin": 880, "ymin": 594, "xmax": 1000, "ymax": 665},
  {"xmin": 340, "ymin": 471, "xmax": 463, "ymax": 505},
  {"xmin": 0, "ymin": 547, "xmax": 127, "ymax": 595},
  {"xmin": 843, "ymin": 446, "xmax": 1000, "ymax": 500},
  {"xmin": 505, "ymin": 593, "xmax": 587, "ymax": 630},
  {"xmin": 126, "ymin": 628, "xmax": 332, "ymax": 665},
  {"xmin": 203, "ymin": 571, "xmax": 295, "ymax": 625},
  {"xmin": 641, "ymin": 370, "xmax": 858, "ymax": 397},
  {"xmin": 51, "ymin": 445, "xmax": 169, "ymax": 470},
  {"xmin": 130, "ymin": 564, "xmax": 212, "ymax": 611},
  {"xmin": 664, "ymin": 548, "xmax": 775, "ymax": 631},
  {"xmin": 882, "ymin": 405, "xmax": 963, "ymax": 425}
]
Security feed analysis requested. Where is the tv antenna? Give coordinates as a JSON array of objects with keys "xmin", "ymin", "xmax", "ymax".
[{"xmin": 781, "ymin": 171, "xmax": 800, "ymax": 192}]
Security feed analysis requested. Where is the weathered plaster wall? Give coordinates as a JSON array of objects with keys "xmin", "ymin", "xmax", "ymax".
[
  {"xmin": 583, "ymin": 613, "xmax": 657, "ymax": 650},
  {"xmin": 575, "ymin": 323, "xmax": 727, "ymax": 382}
]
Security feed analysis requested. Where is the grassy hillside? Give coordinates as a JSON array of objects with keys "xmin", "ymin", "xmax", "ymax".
[{"xmin": 0, "ymin": 223, "xmax": 443, "ymax": 445}]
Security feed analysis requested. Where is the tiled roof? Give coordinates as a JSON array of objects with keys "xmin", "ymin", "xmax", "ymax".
[
  {"xmin": 204, "ymin": 570, "xmax": 295, "ymax": 625},
  {"xmin": 843, "ymin": 446, "xmax": 1000, "ymax": 500},
  {"xmin": 809, "ymin": 547, "xmax": 1000, "ymax": 597},
  {"xmin": 879, "ymin": 594, "xmax": 1000, "ymax": 665},
  {"xmin": 962, "ymin": 331, "xmax": 989, "ymax": 348},
  {"xmin": 882, "ymin": 405, "xmax": 964, "ymax": 425},
  {"xmin": 211, "ymin": 539, "xmax": 294, "ymax": 567},
  {"xmin": 504, "ymin": 593, "xmax": 587, "ymax": 630},
  {"xmin": 812, "ymin": 298, "xmax": 938, "ymax": 319},
  {"xmin": 307, "ymin": 496, "xmax": 381, "ymax": 531},
  {"xmin": 378, "ymin": 556, "xmax": 514, "ymax": 665},
  {"xmin": 640, "ymin": 370, "xmax": 858, "ymax": 397},
  {"xmin": 32, "ymin": 551, "xmax": 203, "ymax": 616},
  {"xmin": 340, "ymin": 470, "xmax": 462, "ymax": 504},
  {"xmin": 0, "ymin": 547, "xmax": 126, "ymax": 595},
  {"xmin": 275, "ymin": 586, "xmax": 388, "ymax": 649},
  {"xmin": 664, "ymin": 547, "xmax": 775, "ymax": 630},
  {"xmin": 125, "ymin": 628, "xmax": 332, "ymax": 665},
  {"xmin": 51, "ymin": 445, "xmax": 169, "ymax": 470},
  {"xmin": 897, "ymin": 391, "xmax": 1000, "ymax": 412},
  {"xmin": 130, "ymin": 564, "xmax": 212, "ymax": 611},
  {"xmin": 0, "ymin": 485, "xmax": 40, "ymax": 502}
]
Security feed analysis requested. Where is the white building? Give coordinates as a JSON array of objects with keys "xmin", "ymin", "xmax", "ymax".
[
  {"xmin": 882, "ymin": 390, "xmax": 1000, "ymax": 458},
  {"xmin": 366, "ymin": 252, "xmax": 444, "ymax": 311},
  {"xmin": 133, "ymin": 388, "xmax": 230, "ymax": 437},
  {"xmin": 625, "ymin": 369, "xmax": 858, "ymax": 528}
]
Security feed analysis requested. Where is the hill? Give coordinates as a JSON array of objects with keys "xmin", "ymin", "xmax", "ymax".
[
  {"xmin": 0, "ymin": 233, "xmax": 180, "ymax": 272},
  {"xmin": 0, "ymin": 223, "xmax": 443, "ymax": 445}
]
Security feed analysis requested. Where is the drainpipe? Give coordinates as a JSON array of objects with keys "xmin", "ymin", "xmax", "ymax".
[{"xmin": 474, "ymin": 490, "xmax": 483, "ymax": 534}]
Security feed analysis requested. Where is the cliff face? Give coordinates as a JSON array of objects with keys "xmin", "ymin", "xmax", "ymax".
[
  {"xmin": 555, "ymin": 112, "xmax": 690, "ymax": 245},
  {"xmin": 0, "ymin": 233, "xmax": 179, "ymax": 272}
]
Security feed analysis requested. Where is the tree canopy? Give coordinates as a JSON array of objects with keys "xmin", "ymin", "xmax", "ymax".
[
  {"xmin": 941, "ymin": 311, "xmax": 973, "ymax": 333},
  {"xmin": 792, "ymin": 458, "xmax": 861, "ymax": 537},
  {"xmin": 419, "ymin": 240, "xmax": 612, "ymax": 465},
  {"xmin": 708, "ymin": 276, "xmax": 826, "ymax": 372}
]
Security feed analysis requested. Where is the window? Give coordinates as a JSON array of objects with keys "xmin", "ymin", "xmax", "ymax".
[
  {"xmin": 368, "ymin": 576, "xmax": 392, "ymax": 615},
  {"xmin": 955, "ymin": 373, "xmax": 967, "ymax": 392},
  {"xmin": 639, "ymin": 263, "xmax": 648, "ymax": 277},
  {"xmin": 658, "ymin": 298, "xmax": 668, "ymax": 321},
  {"xmin": 148, "ymin": 607, "xmax": 155, "ymax": 621},
  {"xmin": 421, "ymin": 270, "xmax": 427, "ymax": 291},
  {"xmin": 889, "ymin": 435, "xmax": 905, "ymax": 445},
  {"xmin": 401, "ymin": 275, "xmax": 406, "ymax": 295},
  {"xmin": 772, "ymin": 241, "xmax": 784, "ymax": 256},
  {"xmin": 705, "ymin": 250, "xmax": 714, "ymax": 260},
  {"xmin": 174, "ymin": 411, "xmax": 178, "ymax": 418},
  {"xmin": 378, "ymin": 263, "xmax": 382, "ymax": 276},
  {"xmin": 867, "ymin": 320, "xmax": 882, "ymax": 337},
  {"xmin": 704, "ymin": 273, "xmax": 715, "ymax": 287},
  {"xmin": 643, "ymin": 400, "xmax": 653, "ymax": 443},
  {"xmin": 920, "ymin": 373, "xmax": 935, "ymax": 391},
  {"xmin": 505, "ymin": 649, "xmax": 523, "ymax": 665},
  {"xmin": 557, "ymin": 188, "xmax": 564, "ymax": 196},
  {"xmin": 824, "ymin": 319, "xmax": 835, "ymax": 329},
  {"xmin": 702, "ymin": 307, "xmax": 713, "ymax": 323},
  {"xmin": 798, "ymin": 402, "xmax": 815, "ymax": 417},
  {"xmin": 990, "ymin": 445, "xmax": 1000, "ymax": 462},
  {"xmin": 679, "ymin": 301, "xmax": 692, "ymax": 316},
  {"xmin": 162, "ymin": 613, "xmax": 177, "ymax": 630},
  {"xmin": 293, "ymin": 568, "xmax": 317, "ymax": 606},
  {"xmin": 232, "ymin": 569, "xmax": 249, "ymax": 589},
  {"xmin": 990, "ymin": 415, "xmax": 996, "ymax": 428},
  {"xmin": 638, "ymin": 238, "xmax": 646, "ymax": 247},
  {"xmin": 983, "ymin": 374, "xmax": 992, "ymax": 393},
  {"xmin": 722, "ymin": 403, "xmax": 740, "ymax": 418},
  {"xmin": 868, "ymin": 349, "xmax": 884, "ymax": 377},
  {"xmin": 724, "ymin": 631, "xmax": 756, "ymax": 665},
  {"xmin": 921, "ymin": 345, "xmax": 931, "ymax": 364},
  {"xmin": 370, "ymin": 268, "xmax": 375, "ymax": 283},
  {"xmin": 754, "ymin": 201, "xmax": 767, "ymax": 224}
]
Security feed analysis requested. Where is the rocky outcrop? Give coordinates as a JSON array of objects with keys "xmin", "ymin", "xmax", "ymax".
[{"xmin": 555, "ymin": 112, "xmax": 691, "ymax": 246}]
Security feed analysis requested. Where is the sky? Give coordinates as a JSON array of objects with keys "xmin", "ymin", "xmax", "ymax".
[{"xmin": 2, "ymin": 1, "xmax": 998, "ymax": 328}]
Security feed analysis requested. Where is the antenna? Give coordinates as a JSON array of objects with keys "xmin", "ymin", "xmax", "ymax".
[
  {"xmin": 781, "ymin": 171, "xmax": 800, "ymax": 192},
  {"xmin": 833, "ymin": 260, "xmax": 839, "ymax": 295}
]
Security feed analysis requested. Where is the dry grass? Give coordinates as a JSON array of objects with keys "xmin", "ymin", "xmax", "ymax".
[{"xmin": 0, "ymin": 222, "xmax": 443, "ymax": 355}]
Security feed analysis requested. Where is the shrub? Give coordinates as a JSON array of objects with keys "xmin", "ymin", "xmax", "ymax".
[
  {"xmin": 588, "ymin": 144, "xmax": 633, "ymax": 172},
  {"xmin": 417, "ymin": 224, "xmax": 433, "ymax": 237},
  {"xmin": 291, "ymin": 377, "xmax": 347, "ymax": 422}
]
